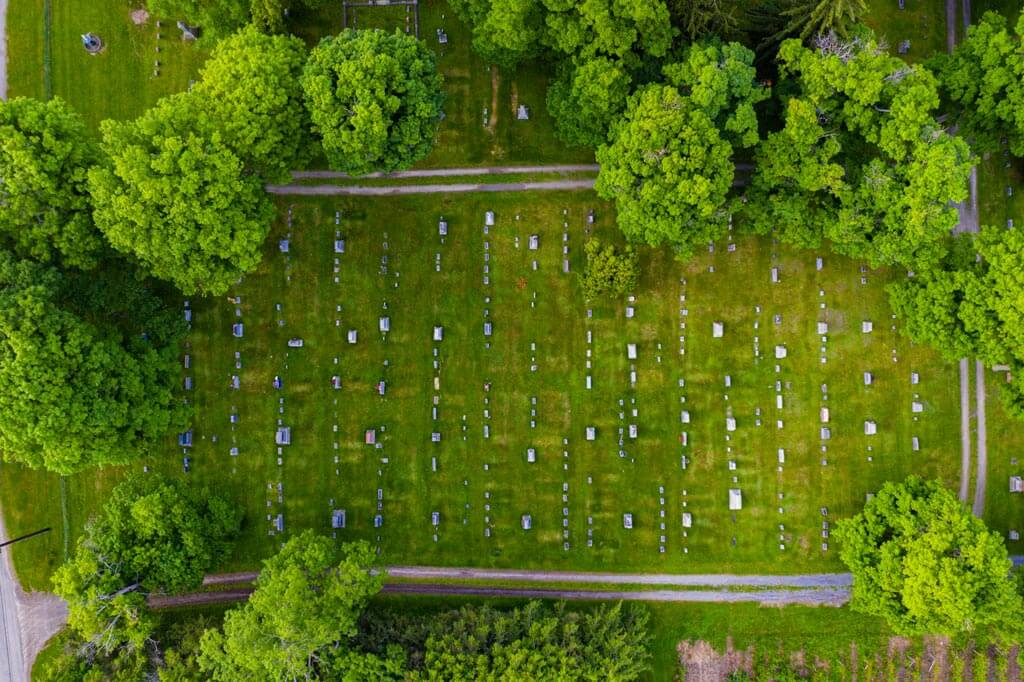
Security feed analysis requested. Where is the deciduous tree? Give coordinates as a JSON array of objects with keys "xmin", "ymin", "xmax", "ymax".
[
  {"xmin": 302, "ymin": 29, "xmax": 444, "ymax": 175},
  {"xmin": 52, "ymin": 475, "xmax": 240, "ymax": 663},
  {"xmin": 0, "ymin": 253, "xmax": 186, "ymax": 474},
  {"xmin": 835, "ymin": 476, "xmax": 1024, "ymax": 641},
  {"xmin": 596, "ymin": 41, "xmax": 765, "ymax": 257},
  {"xmin": 199, "ymin": 532, "xmax": 389, "ymax": 680},
  {"xmin": 89, "ymin": 93, "xmax": 275, "ymax": 296},
  {"xmin": 938, "ymin": 12, "xmax": 1024, "ymax": 156},
  {"xmin": 746, "ymin": 32, "xmax": 971, "ymax": 270},
  {"xmin": 0, "ymin": 97, "xmax": 103, "ymax": 269},
  {"xmin": 194, "ymin": 25, "xmax": 310, "ymax": 181},
  {"xmin": 581, "ymin": 238, "xmax": 640, "ymax": 299},
  {"xmin": 546, "ymin": 57, "xmax": 632, "ymax": 148}
]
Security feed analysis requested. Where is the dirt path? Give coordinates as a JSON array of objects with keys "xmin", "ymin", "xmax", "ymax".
[
  {"xmin": 383, "ymin": 566, "xmax": 852, "ymax": 587},
  {"xmin": 291, "ymin": 164, "xmax": 600, "ymax": 180},
  {"xmin": 973, "ymin": 360, "xmax": 988, "ymax": 517},
  {"xmin": 202, "ymin": 566, "xmax": 852, "ymax": 589},
  {"xmin": 153, "ymin": 584, "xmax": 849, "ymax": 609},
  {"xmin": 267, "ymin": 179, "xmax": 597, "ymax": 196}
]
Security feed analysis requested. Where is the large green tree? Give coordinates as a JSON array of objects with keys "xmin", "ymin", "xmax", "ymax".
[
  {"xmin": 938, "ymin": 12, "xmax": 1024, "ymax": 156},
  {"xmin": 835, "ymin": 476, "xmax": 1024, "ymax": 640},
  {"xmin": 0, "ymin": 97, "xmax": 103, "ymax": 270},
  {"xmin": 541, "ymin": 0, "xmax": 676, "ymax": 67},
  {"xmin": 199, "ymin": 532, "xmax": 395, "ymax": 680},
  {"xmin": 890, "ymin": 227, "xmax": 1024, "ymax": 420},
  {"xmin": 52, "ymin": 475, "xmax": 240, "ymax": 662},
  {"xmin": 193, "ymin": 25, "xmax": 310, "ymax": 181},
  {"xmin": 448, "ymin": 0, "xmax": 546, "ymax": 70},
  {"xmin": 89, "ymin": 93, "xmax": 275, "ymax": 296},
  {"xmin": 546, "ymin": 56, "xmax": 632, "ymax": 148},
  {"xmin": 595, "ymin": 41, "xmax": 765, "ymax": 258},
  {"xmin": 0, "ymin": 253, "xmax": 186, "ymax": 474},
  {"xmin": 302, "ymin": 29, "xmax": 444, "ymax": 176},
  {"xmin": 746, "ymin": 32, "xmax": 972, "ymax": 270}
]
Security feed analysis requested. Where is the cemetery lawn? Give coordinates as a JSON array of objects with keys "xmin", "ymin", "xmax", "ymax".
[
  {"xmin": 863, "ymin": 0, "xmax": 947, "ymax": 63},
  {"xmin": 1, "ymin": 190, "xmax": 964, "ymax": 591},
  {"xmin": 7, "ymin": 0, "xmax": 591, "ymax": 168}
]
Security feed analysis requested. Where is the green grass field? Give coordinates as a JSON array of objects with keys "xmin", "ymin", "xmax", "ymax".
[
  {"xmin": 1, "ymin": 189, "xmax": 965, "ymax": 590},
  {"xmin": 7, "ymin": 0, "xmax": 592, "ymax": 168}
]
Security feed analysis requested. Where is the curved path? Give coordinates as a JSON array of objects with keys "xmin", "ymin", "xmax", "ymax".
[
  {"xmin": 154, "ymin": 584, "xmax": 849, "ymax": 609},
  {"xmin": 267, "ymin": 179, "xmax": 597, "ymax": 196},
  {"xmin": 292, "ymin": 164, "xmax": 600, "ymax": 180}
]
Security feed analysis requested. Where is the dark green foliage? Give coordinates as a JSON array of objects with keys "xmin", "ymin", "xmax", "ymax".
[
  {"xmin": 888, "ymin": 227, "xmax": 1024, "ymax": 418},
  {"xmin": 746, "ymin": 32, "xmax": 972, "ymax": 270},
  {"xmin": 448, "ymin": 0, "xmax": 546, "ymax": 70},
  {"xmin": 939, "ymin": 12, "xmax": 1024, "ymax": 156},
  {"xmin": 302, "ymin": 30, "xmax": 444, "ymax": 176},
  {"xmin": 89, "ymin": 93, "xmax": 276, "ymax": 296},
  {"xmin": 416, "ymin": 601, "xmax": 650, "ymax": 680},
  {"xmin": 546, "ymin": 57, "xmax": 632, "ymax": 148},
  {"xmin": 596, "ymin": 41, "xmax": 765, "ymax": 257},
  {"xmin": 0, "ymin": 97, "xmax": 104, "ymax": 270},
  {"xmin": 778, "ymin": 0, "xmax": 867, "ymax": 41},
  {"xmin": 581, "ymin": 238, "xmax": 640, "ymax": 299},
  {"xmin": 0, "ymin": 252, "xmax": 187, "ymax": 474},
  {"xmin": 834, "ymin": 476, "xmax": 1024, "ymax": 641}
]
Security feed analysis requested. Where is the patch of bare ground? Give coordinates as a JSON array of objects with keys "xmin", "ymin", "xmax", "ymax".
[
  {"xmin": 130, "ymin": 8, "xmax": 149, "ymax": 24},
  {"xmin": 890, "ymin": 636, "xmax": 916, "ymax": 682},
  {"xmin": 678, "ymin": 640, "xmax": 724, "ymax": 682}
]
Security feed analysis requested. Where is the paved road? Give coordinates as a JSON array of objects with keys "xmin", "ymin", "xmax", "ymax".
[
  {"xmin": 959, "ymin": 359, "xmax": 972, "ymax": 502},
  {"xmin": 973, "ymin": 360, "xmax": 988, "ymax": 517},
  {"xmin": 155, "ymin": 584, "xmax": 849, "ymax": 609},
  {"xmin": 292, "ymin": 164, "xmax": 600, "ymax": 180},
  {"xmin": 267, "ymin": 179, "xmax": 597, "ymax": 196},
  {"xmin": 203, "ymin": 566, "xmax": 851, "ymax": 588},
  {"xmin": 0, "ymin": 530, "xmax": 27, "ymax": 682}
]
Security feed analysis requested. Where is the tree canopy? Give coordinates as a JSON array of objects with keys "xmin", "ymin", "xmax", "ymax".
[
  {"xmin": 199, "ymin": 532, "xmax": 391, "ymax": 680},
  {"xmin": 581, "ymin": 238, "xmax": 641, "ymax": 300},
  {"xmin": 302, "ymin": 29, "xmax": 444, "ymax": 176},
  {"xmin": 417, "ymin": 601, "xmax": 650, "ymax": 680},
  {"xmin": 193, "ymin": 25, "xmax": 310, "ymax": 182},
  {"xmin": 89, "ymin": 93, "xmax": 275, "ymax": 296},
  {"xmin": 778, "ymin": 0, "xmax": 867, "ymax": 40},
  {"xmin": 449, "ymin": 0, "xmax": 675, "ymax": 71},
  {"xmin": 595, "ymin": 41, "xmax": 765, "ymax": 257},
  {"xmin": 746, "ymin": 32, "xmax": 972, "ymax": 270},
  {"xmin": 939, "ymin": 12, "xmax": 1024, "ymax": 156},
  {"xmin": 546, "ymin": 57, "xmax": 632, "ymax": 148},
  {"xmin": 834, "ymin": 476, "xmax": 1024, "ymax": 641},
  {"xmin": 0, "ymin": 97, "xmax": 104, "ymax": 270},
  {"xmin": 889, "ymin": 227, "xmax": 1024, "ymax": 419},
  {"xmin": 52, "ymin": 475, "xmax": 240, "ymax": 662},
  {"xmin": 0, "ymin": 253, "xmax": 186, "ymax": 474}
]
